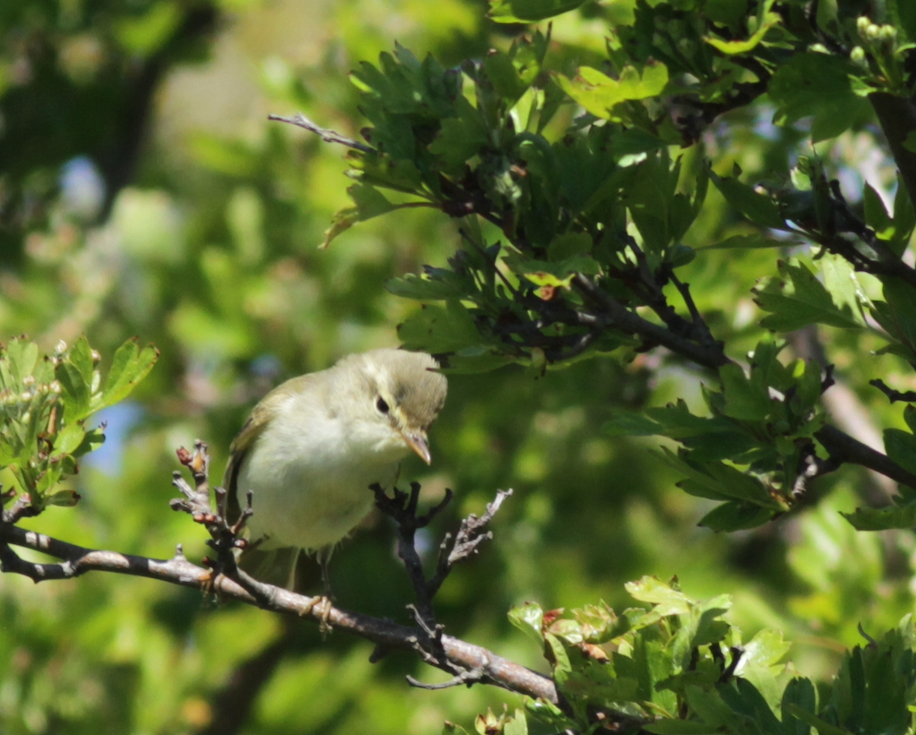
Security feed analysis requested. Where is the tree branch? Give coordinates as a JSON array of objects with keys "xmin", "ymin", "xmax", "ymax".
[
  {"xmin": 268, "ymin": 113, "xmax": 375, "ymax": 153},
  {"xmin": 0, "ymin": 522, "xmax": 558, "ymax": 704}
]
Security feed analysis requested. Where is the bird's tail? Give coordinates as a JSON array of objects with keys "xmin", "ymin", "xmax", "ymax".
[{"xmin": 238, "ymin": 546, "xmax": 301, "ymax": 590}]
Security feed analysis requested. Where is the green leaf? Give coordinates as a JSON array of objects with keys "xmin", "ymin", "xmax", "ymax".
[
  {"xmin": 781, "ymin": 678, "xmax": 818, "ymax": 735},
  {"xmin": 508, "ymin": 602, "xmax": 544, "ymax": 646},
  {"xmin": 398, "ymin": 300, "xmax": 482, "ymax": 353},
  {"xmin": 842, "ymin": 499, "xmax": 916, "ymax": 530},
  {"xmin": 864, "ymin": 183, "xmax": 892, "ymax": 238},
  {"xmin": 719, "ymin": 364, "xmax": 772, "ymax": 421},
  {"xmin": 709, "ymin": 170, "xmax": 787, "ymax": 230},
  {"xmin": 876, "ymin": 279, "xmax": 916, "ymax": 356},
  {"xmin": 698, "ymin": 501, "xmax": 775, "ymax": 532},
  {"xmin": 488, "ymin": 0, "xmax": 586, "ymax": 23},
  {"xmin": 703, "ymin": 12, "xmax": 779, "ymax": 54},
  {"xmin": 547, "ymin": 233, "xmax": 592, "ymax": 261},
  {"xmin": 54, "ymin": 423, "xmax": 86, "ymax": 455},
  {"xmin": 387, "ymin": 272, "xmax": 466, "ymax": 301},
  {"xmin": 4, "ymin": 338, "xmax": 39, "ymax": 385},
  {"xmin": 554, "ymin": 62, "xmax": 668, "ymax": 120},
  {"xmin": 889, "ymin": 172, "xmax": 916, "ymax": 256},
  {"xmin": 56, "ymin": 362, "xmax": 91, "ymax": 422},
  {"xmin": 603, "ymin": 410, "xmax": 663, "ymax": 437},
  {"xmin": 754, "ymin": 258, "xmax": 865, "ymax": 331},
  {"xmin": 68, "ymin": 336, "xmax": 96, "ymax": 384},
  {"xmin": 96, "ymin": 339, "xmax": 159, "ymax": 413},
  {"xmin": 768, "ymin": 53, "xmax": 866, "ymax": 142},
  {"xmin": 625, "ymin": 576, "xmax": 691, "ymax": 614},
  {"xmin": 429, "ymin": 97, "xmax": 489, "ymax": 172},
  {"xmin": 883, "ymin": 428, "xmax": 916, "ymax": 478}
]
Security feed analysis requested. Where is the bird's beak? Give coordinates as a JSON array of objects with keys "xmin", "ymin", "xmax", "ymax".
[{"xmin": 401, "ymin": 430, "xmax": 432, "ymax": 464}]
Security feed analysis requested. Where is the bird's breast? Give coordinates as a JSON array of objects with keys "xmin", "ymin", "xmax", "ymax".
[{"xmin": 236, "ymin": 405, "xmax": 408, "ymax": 550}]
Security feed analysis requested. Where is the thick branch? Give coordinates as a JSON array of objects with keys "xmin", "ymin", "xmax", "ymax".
[
  {"xmin": 571, "ymin": 274, "xmax": 730, "ymax": 370},
  {"xmin": 813, "ymin": 424, "xmax": 916, "ymax": 490},
  {"xmin": 0, "ymin": 524, "xmax": 557, "ymax": 704}
]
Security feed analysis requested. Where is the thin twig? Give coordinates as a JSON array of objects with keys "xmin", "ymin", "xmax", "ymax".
[
  {"xmin": 870, "ymin": 378, "xmax": 916, "ymax": 404},
  {"xmin": 268, "ymin": 113, "xmax": 374, "ymax": 153}
]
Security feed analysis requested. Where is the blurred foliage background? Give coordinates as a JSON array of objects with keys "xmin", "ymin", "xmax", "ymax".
[{"xmin": 1, "ymin": 0, "xmax": 915, "ymax": 733}]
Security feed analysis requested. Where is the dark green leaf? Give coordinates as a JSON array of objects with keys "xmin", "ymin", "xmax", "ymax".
[
  {"xmin": 709, "ymin": 170, "xmax": 787, "ymax": 230},
  {"xmin": 489, "ymin": 0, "xmax": 587, "ymax": 23},
  {"xmin": 398, "ymin": 300, "xmax": 482, "ymax": 353},
  {"xmin": 755, "ymin": 258, "xmax": 865, "ymax": 331},
  {"xmin": 768, "ymin": 53, "xmax": 864, "ymax": 143},
  {"xmin": 698, "ymin": 501, "xmax": 775, "ymax": 531}
]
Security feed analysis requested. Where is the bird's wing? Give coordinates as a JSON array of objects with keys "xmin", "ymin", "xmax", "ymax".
[{"xmin": 224, "ymin": 374, "xmax": 318, "ymax": 524}]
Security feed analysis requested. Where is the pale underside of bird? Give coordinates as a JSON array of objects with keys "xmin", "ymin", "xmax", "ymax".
[{"xmin": 224, "ymin": 348, "xmax": 448, "ymax": 589}]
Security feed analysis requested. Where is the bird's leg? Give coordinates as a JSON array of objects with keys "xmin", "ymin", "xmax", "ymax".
[{"xmin": 303, "ymin": 547, "xmax": 334, "ymax": 635}]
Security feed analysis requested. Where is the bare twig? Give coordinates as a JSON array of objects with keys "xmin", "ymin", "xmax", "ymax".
[
  {"xmin": 268, "ymin": 113, "xmax": 374, "ymax": 153},
  {"xmin": 428, "ymin": 489, "xmax": 512, "ymax": 600}
]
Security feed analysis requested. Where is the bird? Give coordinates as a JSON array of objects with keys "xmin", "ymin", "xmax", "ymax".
[{"xmin": 224, "ymin": 348, "xmax": 448, "ymax": 591}]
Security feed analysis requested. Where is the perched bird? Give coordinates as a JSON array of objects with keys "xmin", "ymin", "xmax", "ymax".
[{"xmin": 225, "ymin": 348, "xmax": 448, "ymax": 590}]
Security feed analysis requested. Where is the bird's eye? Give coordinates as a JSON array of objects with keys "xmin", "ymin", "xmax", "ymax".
[{"xmin": 376, "ymin": 397, "xmax": 390, "ymax": 414}]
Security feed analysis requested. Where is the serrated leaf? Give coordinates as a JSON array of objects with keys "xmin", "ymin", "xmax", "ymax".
[
  {"xmin": 703, "ymin": 12, "xmax": 779, "ymax": 54},
  {"xmin": 68, "ymin": 336, "xmax": 96, "ymax": 383},
  {"xmin": 698, "ymin": 501, "xmax": 774, "ymax": 531},
  {"xmin": 883, "ymin": 428, "xmax": 916, "ymax": 478},
  {"xmin": 398, "ymin": 300, "xmax": 481, "ymax": 353},
  {"xmin": 555, "ymin": 62, "xmax": 668, "ymax": 120},
  {"xmin": 719, "ymin": 364, "xmax": 772, "ymax": 421},
  {"xmin": 54, "ymin": 423, "xmax": 86, "ymax": 455},
  {"xmin": 508, "ymin": 602, "xmax": 544, "ymax": 643},
  {"xmin": 625, "ymin": 576, "xmax": 691, "ymax": 613},
  {"xmin": 603, "ymin": 410, "xmax": 663, "ymax": 437},
  {"xmin": 387, "ymin": 273, "xmax": 465, "ymax": 301},
  {"xmin": 56, "ymin": 362, "xmax": 91, "ymax": 421},
  {"xmin": 4, "ymin": 338, "xmax": 39, "ymax": 386},
  {"xmin": 488, "ymin": 0, "xmax": 586, "ymax": 23},
  {"xmin": 843, "ymin": 500, "xmax": 916, "ymax": 530},
  {"xmin": 755, "ymin": 258, "xmax": 864, "ymax": 331},
  {"xmin": 547, "ymin": 233, "xmax": 592, "ymax": 261},
  {"xmin": 96, "ymin": 339, "xmax": 159, "ymax": 413},
  {"xmin": 709, "ymin": 171, "xmax": 787, "ymax": 230},
  {"xmin": 768, "ymin": 53, "xmax": 864, "ymax": 143}
]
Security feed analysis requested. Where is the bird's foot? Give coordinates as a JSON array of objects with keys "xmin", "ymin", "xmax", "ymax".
[{"xmin": 300, "ymin": 594, "xmax": 334, "ymax": 637}]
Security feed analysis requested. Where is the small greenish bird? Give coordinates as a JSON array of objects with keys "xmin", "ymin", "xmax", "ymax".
[{"xmin": 225, "ymin": 348, "xmax": 448, "ymax": 589}]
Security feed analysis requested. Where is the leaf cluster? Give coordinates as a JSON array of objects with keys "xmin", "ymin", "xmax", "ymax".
[
  {"xmin": 0, "ymin": 336, "xmax": 157, "ymax": 512},
  {"xmin": 464, "ymin": 577, "xmax": 916, "ymax": 735}
]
